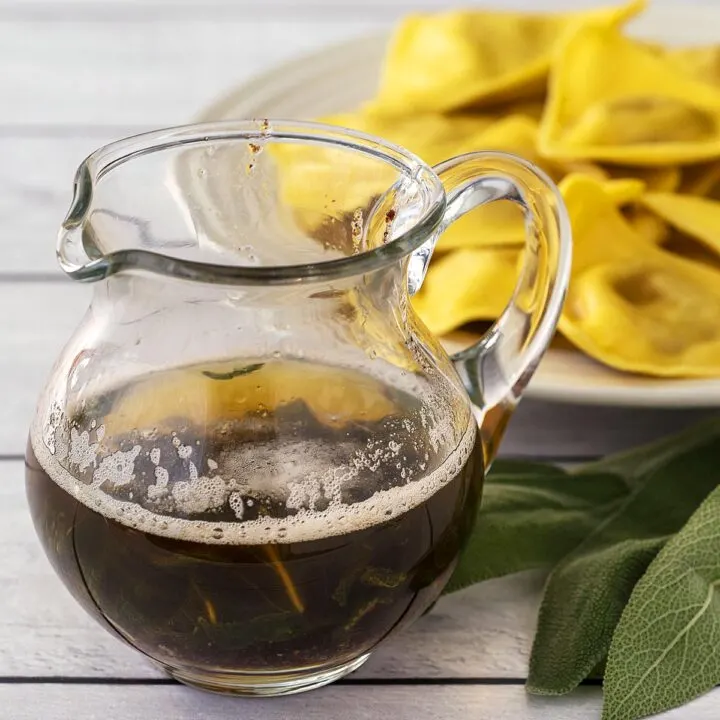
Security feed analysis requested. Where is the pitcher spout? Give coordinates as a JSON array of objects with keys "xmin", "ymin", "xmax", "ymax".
[
  {"xmin": 53, "ymin": 120, "xmax": 445, "ymax": 288},
  {"xmin": 57, "ymin": 162, "xmax": 109, "ymax": 282}
]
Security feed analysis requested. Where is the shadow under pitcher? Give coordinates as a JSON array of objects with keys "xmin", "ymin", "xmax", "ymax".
[{"xmin": 25, "ymin": 120, "xmax": 571, "ymax": 696}]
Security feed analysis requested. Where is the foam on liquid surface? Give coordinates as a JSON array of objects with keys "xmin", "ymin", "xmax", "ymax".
[{"xmin": 31, "ymin": 368, "xmax": 477, "ymax": 546}]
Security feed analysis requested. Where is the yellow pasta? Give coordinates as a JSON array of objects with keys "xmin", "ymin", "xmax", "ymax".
[
  {"xmin": 559, "ymin": 175, "xmax": 647, "ymax": 274},
  {"xmin": 560, "ymin": 257, "xmax": 720, "ymax": 377},
  {"xmin": 319, "ymin": 111, "xmax": 496, "ymax": 167},
  {"xmin": 288, "ymin": 2, "xmax": 720, "ymax": 378},
  {"xmin": 368, "ymin": 0, "xmax": 645, "ymax": 115},
  {"xmin": 271, "ymin": 111, "xmax": 497, "ymax": 217},
  {"xmin": 606, "ymin": 165, "xmax": 681, "ymax": 193},
  {"xmin": 641, "ymin": 192, "xmax": 720, "ymax": 257},
  {"xmin": 624, "ymin": 208, "xmax": 670, "ymax": 245},
  {"xmin": 558, "ymin": 177, "xmax": 720, "ymax": 376},
  {"xmin": 539, "ymin": 23, "xmax": 720, "ymax": 164},
  {"xmin": 411, "ymin": 248, "xmax": 520, "ymax": 333},
  {"xmin": 438, "ymin": 115, "xmax": 605, "ymax": 251},
  {"xmin": 602, "ymin": 178, "xmax": 647, "ymax": 205},
  {"xmin": 667, "ymin": 45, "xmax": 720, "ymax": 87},
  {"xmin": 679, "ymin": 161, "xmax": 720, "ymax": 198}
]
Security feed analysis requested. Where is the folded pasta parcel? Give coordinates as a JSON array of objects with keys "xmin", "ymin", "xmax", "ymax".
[
  {"xmin": 540, "ymin": 23, "xmax": 720, "ymax": 165},
  {"xmin": 368, "ymin": 0, "xmax": 644, "ymax": 115},
  {"xmin": 667, "ymin": 45, "xmax": 720, "ymax": 88},
  {"xmin": 270, "ymin": 111, "xmax": 493, "ymax": 217},
  {"xmin": 437, "ymin": 115, "xmax": 607, "ymax": 252},
  {"xmin": 679, "ymin": 161, "xmax": 720, "ymax": 199},
  {"xmin": 411, "ymin": 248, "xmax": 521, "ymax": 334},
  {"xmin": 559, "ymin": 176, "xmax": 720, "ymax": 377},
  {"xmin": 641, "ymin": 192, "xmax": 720, "ymax": 258},
  {"xmin": 606, "ymin": 165, "xmax": 681, "ymax": 193},
  {"xmin": 317, "ymin": 111, "xmax": 495, "ymax": 167}
]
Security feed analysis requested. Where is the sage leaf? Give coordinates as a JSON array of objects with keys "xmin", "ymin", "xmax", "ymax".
[
  {"xmin": 575, "ymin": 416, "xmax": 720, "ymax": 487},
  {"xmin": 202, "ymin": 363, "xmax": 264, "ymax": 380},
  {"xmin": 527, "ymin": 428, "xmax": 720, "ymax": 696},
  {"xmin": 603, "ymin": 483, "xmax": 720, "ymax": 720},
  {"xmin": 444, "ymin": 466, "xmax": 628, "ymax": 594}
]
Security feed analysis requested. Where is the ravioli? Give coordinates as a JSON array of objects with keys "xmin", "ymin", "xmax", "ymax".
[
  {"xmin": 560, "ymin": 255, "xmax": 720, "ymax": 377},
  {"xmin": 272, "ymin": 2, "xmax": 720, "ymax": 379},
  {"xmin": 668, "ymin": 45, "xmax": 720, "ymax": 87},
  {"xmin": 679, "ymin": 161, "xmax": 720, "ymax": 198},
  {"xmin": 539, "ymin": 24, "xmax": 720, "ymax": 164},
  {"xmin": 559, "ymin": 175, "xmax": 647, "ymax": 274},
  {"xmin": 558, "ymin": 176, "xmax": 720, "ymax": 377},
  {"xmin": 368, "ymin": 0, "xmax": 645, "ymax": 115},
  {"xmin": 438, "ymin": 115, "xmax": 604, "ymax": 251},
  {"xmin": 641, "ymin": 192, "xmax": 720, "ymax": 257},
  {"xmin": 606, "ymin": 165, "xmax": 681, "ymax": 193},
  {"xmin": 411, "ymin": 248, "xmax": 521, "ymax": 333}
]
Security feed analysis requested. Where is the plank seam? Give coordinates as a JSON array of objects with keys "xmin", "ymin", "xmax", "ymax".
[
  {"xmin": 0, "ymin": 4, "xmax": 404, "ymax": 21},
  {"xmin": 0, "ymin": 274, "xmax": 69, "ymax": 284},
  {"xmin": 0, "ymin": 676, "xmax": 605, "ymax": 687}
]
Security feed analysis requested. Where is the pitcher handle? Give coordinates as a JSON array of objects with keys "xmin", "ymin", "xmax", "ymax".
[{"xmin": 410, "ymin": 151, "xmax": 572, "ymax": 465}]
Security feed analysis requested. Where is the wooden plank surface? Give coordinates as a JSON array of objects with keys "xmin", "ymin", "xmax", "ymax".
[
  {"xmin": 4, "ymin": 3, "xmax": 719, "ymax": 128},
  {"xmin": 0, "ymin": 137, "xmax": 120, "ymax": 274},
  {"xmin": 0, "ymin": 0, "xmax": 714, "ymax": 11},
  {"xmin": 1, "ymin": 19, "xmax": 385, "ymax": 126},
  {"xmin": 3, "ymin": 683, "xmax": 720, "ymax": 720}
]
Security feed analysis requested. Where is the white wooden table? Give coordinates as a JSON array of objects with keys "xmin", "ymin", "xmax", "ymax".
[{"xmin": 1, "ymin": 1, "xmax": 717, "ymax": 717}]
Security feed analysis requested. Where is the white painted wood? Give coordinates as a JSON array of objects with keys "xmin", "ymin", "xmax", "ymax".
[
  {"xmin": 4, "ymin": 683, "xmax": 720, "ymax": 720},
  {"xmin": 5, "ymin": 3, "xmax": 717, "ymax": 127},
  {"xmin": 0, "ymin": 284, "xmax": 89, "ymax": 455},
  {"xmin": 0, "ymin": 0, "xmax": 714, "ymax": 10},
  {"xmin": 0, "ymin": 137, "xmax": 122, "ymax": 274},
  {"xmin": 0, "ymin": 283, "xmax": 713, "ymax": 456},
  {"xmin": 1, "ymin": 19, "xmax": 386, "ymax": 126}
]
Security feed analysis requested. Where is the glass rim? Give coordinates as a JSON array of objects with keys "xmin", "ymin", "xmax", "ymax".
[{"xmin": 61, "ymin": 119, "xmax": 448, "ymax": 285}]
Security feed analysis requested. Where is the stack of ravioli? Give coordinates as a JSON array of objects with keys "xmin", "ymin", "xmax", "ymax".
[{"xmin": 313, "ymin": 0, "xmax": 720, "ymax": 378}]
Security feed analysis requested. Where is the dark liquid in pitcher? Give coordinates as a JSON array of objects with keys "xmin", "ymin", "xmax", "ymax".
[{"xmin": 26, "ymin": 361, "xmax": 482, "ymax": 676}]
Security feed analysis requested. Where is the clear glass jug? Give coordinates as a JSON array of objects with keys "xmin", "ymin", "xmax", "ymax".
[{"xmin": 26, "ymin": 120, "xmax": 571, "ymax": 696}]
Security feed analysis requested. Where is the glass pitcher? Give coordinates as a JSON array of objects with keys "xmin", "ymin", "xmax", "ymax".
[{"xmin": 26, "ymin": 120, "xmax": 571, "ymax": 696}]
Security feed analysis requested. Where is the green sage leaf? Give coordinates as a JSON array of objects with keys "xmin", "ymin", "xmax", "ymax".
[
  {"xmin": 444, "ymin": 466, "xmax": 628, "ymax": 594},
  {"xmin": 603, "ymin": 482, "xmax": 720, "ymax": 720},
  {"xmin": 575, "ymin": 416, "xmax": 720, "ymax": 487},
  {"xmin": 527, "ymin": 426, "xmax": 720, "ymax": 696},
  {"xmin": 202, "ymin": 363, "xmax": 265, "ymax": 380}
]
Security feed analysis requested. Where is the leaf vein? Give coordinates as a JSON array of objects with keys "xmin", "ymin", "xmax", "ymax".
[{"xmin": 613, "ymin": 577, "xmax": 720, "ymax": 716}]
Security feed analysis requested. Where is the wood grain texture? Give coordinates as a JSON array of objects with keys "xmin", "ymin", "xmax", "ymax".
[
  {"xmin": 0, "ymin": 284, "xmax": 88, "ymax": 455},
  {"xmin": 5, "ymin": 3, "xmax": 719, "ymax": 129},
  {"xmin": 0, "ymin": 283, "xmax": 713, "ymax": 457},
  {"xmin": 1, "ymin": 19, "xmax": 386, "ymax": 126},
  {"xmin": 4, "ymin": 2, "xmax": 714, "ymax": 130},
  {"xmin": 0, "ymin": 0, "xmax": 712, "ymax": 11},
  {"xmin": 0, "ymin": 137, "xmax": 121, "ymax": 274},
  {"xmin": 3, "ymin": 683, "xmax": 720, "ymax": 720}
]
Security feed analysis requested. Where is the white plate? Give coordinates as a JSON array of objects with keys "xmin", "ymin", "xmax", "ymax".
[{"xmin": 194, "ymin": 4, "xmax": 720, "ymax": 407}]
